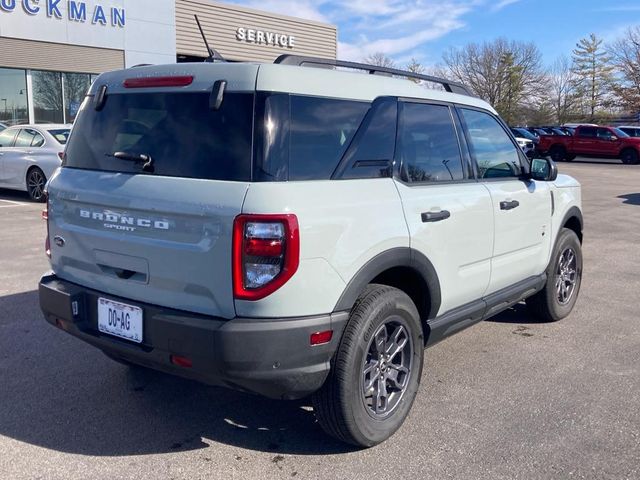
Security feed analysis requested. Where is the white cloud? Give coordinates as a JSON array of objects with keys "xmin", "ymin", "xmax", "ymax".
[
  {"xmin": 490, "ymin": 0, "xmax": 521, "ymax": 12},
  {"xmin": 229, "ymin": 0, "xmax": 513, "ymax": 64}
]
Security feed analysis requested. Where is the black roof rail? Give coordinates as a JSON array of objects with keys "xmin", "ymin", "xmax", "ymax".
[{"xmin": 274, "ymin": 54, "xmax": 473, "ymax": 97}]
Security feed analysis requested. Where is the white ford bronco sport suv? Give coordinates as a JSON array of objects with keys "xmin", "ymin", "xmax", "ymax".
[{"xmin": 39, "ymin": 55, "xmax": 583, "ymax": 447}]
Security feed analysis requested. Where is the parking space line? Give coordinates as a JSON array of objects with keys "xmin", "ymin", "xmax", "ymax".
[{"xmin": 0, "ymin": 199, "xmax": 28, "ymax": 207}]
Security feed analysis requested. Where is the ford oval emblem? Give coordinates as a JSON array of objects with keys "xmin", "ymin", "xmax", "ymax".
[{"xmin": 54, "ymin": 236, "xmax": 65, "ymax": 247}]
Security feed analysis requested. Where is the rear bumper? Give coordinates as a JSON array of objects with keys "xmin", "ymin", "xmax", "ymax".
[{"xmin": 39, "ymin": 273, "xmax": 348, "ymax": 400}]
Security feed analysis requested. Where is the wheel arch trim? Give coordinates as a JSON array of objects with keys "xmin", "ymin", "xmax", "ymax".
[{"xmin": 333, "ymin": 247, "xmax": 442, "ymax": 319}]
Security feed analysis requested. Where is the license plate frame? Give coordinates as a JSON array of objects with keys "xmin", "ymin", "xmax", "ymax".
[{"xmin": 97, "ymin": 297, "xmax": 143, "ymax": 344}]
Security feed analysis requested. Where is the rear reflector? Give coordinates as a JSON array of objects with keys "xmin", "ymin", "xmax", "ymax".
[
  {"xmin": 123, "ymin": 76, "xmax": 194, "ymax": 88},
  {"xmin": 170, "ymin": 355, "xmax": 193, "ymax": 368},
  {"xmin": 310, "ymin": 330, "xmax": 333, "ymax": 346}
]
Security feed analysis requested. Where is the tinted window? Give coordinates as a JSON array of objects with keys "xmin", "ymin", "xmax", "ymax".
[
  {"xmin": 578, "ymin": 127, "xmax": 596, "ymax": 138},
  {"xmin": 460, "ymin": 108, "xmax": 521, "ymax": 179},
  {"xmin": 47, "ymin": 129, "xmax": 70, "ymax": 145},
  {"xmin": 620, "ymin": 127, "xmax": 640, "ymax": 137},
  {"xmin": 398, "ymin": 103, "xmax": 464, "ymax": 182},
  {"xmin": 15, "ymin": 129, "xmax": 40, "ymax": 147},
  {"xmin": 338, "ymin": 98, "xmax": 397, "ymax": 179},
  {"xmin": 611, "ymin": 128, "xmax": 629, "ymax": 138},
  {"xmin": 31, "ymin": 132, "xmax": 45, "ymax": 147},
  {"xmin": 289, "ymin": 96, "xmax": 369, "ymax": 180},
  {"xmin": 65, "ymin": 92, "xmax": 253, "ymax": 181},
  {"xmin": 0, "ymin": 128, "xmax": 17, "ymax": 147}
]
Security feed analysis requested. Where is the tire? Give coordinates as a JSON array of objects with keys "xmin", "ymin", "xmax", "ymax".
[
  {"xmin": 526, "ymin": 228, "xmax": 583, "ymax": 322},
  {"xmin": 620, "ymin": 149, "xmax": 639, "ymax": 165},
  {"xmin": 26, "ymin": 167, "xmax": 47, "ymax": 202},
  {"xmin": 312, "ymin": 284, "xmax": 424, "ymax": 447},
  {"xmin": 549, "ymin": 145, "xmax": 567, "ymax": 162},
  {"xmin": 565, "ymin": 154, "xmax": 576, "ymax": 161}
]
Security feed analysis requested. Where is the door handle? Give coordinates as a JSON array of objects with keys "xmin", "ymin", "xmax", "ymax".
[
  {"xmin": 421, "ymin": 210, "xmax": 451, "ymax": 223},
  {"xmin": 500, "ymin": 200, "xmax": 520, "ymax": 211}
]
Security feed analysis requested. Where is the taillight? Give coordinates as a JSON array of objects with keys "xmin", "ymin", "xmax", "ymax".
[
  {"xmin": 42, "ymin": 192, "xmax": 50, "ymax": 258},
  {"xmin": 233, "ymin": 214, "xmax": 299, "ymax": 301}
]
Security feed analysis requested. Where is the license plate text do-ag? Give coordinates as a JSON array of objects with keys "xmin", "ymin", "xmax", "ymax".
[{"xmin": 98, "ymin": 297, "xmax": 143, "ymax": 343}]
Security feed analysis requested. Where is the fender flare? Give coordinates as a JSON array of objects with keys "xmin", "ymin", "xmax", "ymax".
[
  {"xmin": 333, "ymin": 247, "xmax": 442, "ymax": 319},
  {"xmin": 559, "ymin": 205, "xmax": 583, "ymax": 237}
]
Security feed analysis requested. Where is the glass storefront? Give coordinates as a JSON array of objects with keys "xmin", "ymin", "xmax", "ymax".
[
  {"xmin": 32, "ymin": 70, "xmax": 64, "ymax": 124},
  {"xmin": 0, "ymin": 68, "xmax": 29, "ymax": 126},
  {"xmin": 0, "ymin": 68, "xmax": 96, "ymax": 125},
  {"xmin": 63, "ymin": 73, "xmax": 92, "ymax": 124}
]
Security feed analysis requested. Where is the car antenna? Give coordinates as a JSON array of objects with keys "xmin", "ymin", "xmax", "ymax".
[{"xmin": 194, "ymin": 15, "xmax": 225, "ymax": 63}]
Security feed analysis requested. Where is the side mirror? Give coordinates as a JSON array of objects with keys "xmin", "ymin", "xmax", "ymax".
[{"xmin": 530, "ymin": 157, "xmax": 558, "ymax": 182}]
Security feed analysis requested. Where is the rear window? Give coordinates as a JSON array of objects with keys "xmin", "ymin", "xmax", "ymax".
[
  {"xmin": 48, "ymin": 129, "xmax": 70, "ymax": 145},
  {"xmin": 64, "ymin": 92, "xmax": 253, "ymax": 181}
]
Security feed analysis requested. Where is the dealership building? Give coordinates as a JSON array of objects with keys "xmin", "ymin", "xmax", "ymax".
[{"xmin": 0, "ymin": 0, "xmax": 337, "ymax": 125}]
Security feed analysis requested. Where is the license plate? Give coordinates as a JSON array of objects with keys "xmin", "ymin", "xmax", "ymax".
[{"xmin": 97, "ymin": 297, "xmax": 143, "ymax": 343}]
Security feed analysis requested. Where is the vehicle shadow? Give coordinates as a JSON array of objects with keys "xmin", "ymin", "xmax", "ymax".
[
  {"xmin": 618, "ymin": 193, "xmax": 640, "ymax": 206},
  {"xmin": 0, "ymin": 290, "xmax": 358, "ymax": 457},
  {"xmin": 484, "ymin": 302, "xmax": 544, "ymax": 324},
  {"xmin": 0, "ymin": 188, "xmax": 31, "ymax": 202}
]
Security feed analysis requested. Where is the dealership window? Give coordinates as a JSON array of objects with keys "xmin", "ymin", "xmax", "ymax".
[
  {"xmin": 63, "ymin": 73, "xmax": 92, "ymax": 123},
  {"xmin": 0, "ymin": 68, "xmax": 29, "ymax": 126},
  {"xmin": 32, "ymin": 70, "xmax": 64, "ymax": 124},
  {"xmin": 30, "ymin": 70, "xmax": 94, "ymax": 124}
]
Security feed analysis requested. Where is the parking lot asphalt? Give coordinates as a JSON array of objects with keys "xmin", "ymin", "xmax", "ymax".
[{"xmin": 0, "ymin": 158, "xmax": 638, "ymax": 480}]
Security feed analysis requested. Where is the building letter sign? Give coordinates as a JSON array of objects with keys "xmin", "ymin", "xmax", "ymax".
[
  {"xmin": 236, "ymin": 27, "xmax": 295, "ymax": 49},
  {"xmin": 0, "ymin": 1, "xmax": 126, "ymax": 27}
]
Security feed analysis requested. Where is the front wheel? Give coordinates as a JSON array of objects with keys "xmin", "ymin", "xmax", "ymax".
[
  {"xmin": 526, "ymin": 228, "xmax": 583, "ymax": 322},
  {"xmin": 26, "ymin": 167, "xmax": 47, "ymax": 202},
  {"xmin": 620, "ymin": 149, "xmax": 639, "ymax": 165},
  {"xmin": 312, "ymin": 284, "xmax": 424, "ymax": 447},
  {"xmin": 548, "ymin": 146, "xmax": 567, "ymax": 162}
]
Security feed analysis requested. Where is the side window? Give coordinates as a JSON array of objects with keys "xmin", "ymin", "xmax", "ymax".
[
  {"xmin": 15, "ymin": 129, "xmax": 38, "ymax": 148},
  {"xmin": 460, "ymin": 108, "xmax": 521, "ymax": 179},
  {"xmin": 31, "ymin": 132, "xmax": 45, "ymax": 147},
  {"xmin": 597, "ymin": 128, "xmax": 613, "ymax": 140},
  {"xmin": 337, "ymin": 97, "xmax": 397, "ymax": 179},
  {"xmin": 0, "ymin": 129, "xmax": 17, "ymax": 147},
  {"xmin": 289, "ymin": 96, "xmax": 370, "ymax": 180},
  {"xmin": 398, "ymin": 103, "xmax": 465, "ymax": 183},
  {"xmin": 578, "ymin": 127, "xmax": 596, "ymax": 138}
]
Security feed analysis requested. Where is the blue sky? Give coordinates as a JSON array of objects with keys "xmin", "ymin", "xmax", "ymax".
[{"xmin": 229, "ymin": 0, "xmax": 640, "ymax": 68}]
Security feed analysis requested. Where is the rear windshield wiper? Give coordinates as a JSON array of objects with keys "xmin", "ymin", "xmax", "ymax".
[{"xmin": 107, "ymin": 152, "xmax": 154, "ymax": 173}]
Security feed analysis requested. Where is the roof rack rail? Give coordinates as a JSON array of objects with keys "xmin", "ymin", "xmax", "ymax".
[{"xmin": 274, "ymin": 54, "xmax": 474, "ymax": 97}]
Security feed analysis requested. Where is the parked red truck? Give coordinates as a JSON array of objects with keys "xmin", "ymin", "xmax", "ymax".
[{"xmin": 538, "ymin": 125, "xmax": 640, "ymax": 164}]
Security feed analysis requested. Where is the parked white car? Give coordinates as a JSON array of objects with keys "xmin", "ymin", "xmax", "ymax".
[{"xmin": 0, "ymin": 124, "xmax": 70, "ymax": 201}]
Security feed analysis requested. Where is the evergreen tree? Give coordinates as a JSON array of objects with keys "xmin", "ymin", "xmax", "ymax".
[{"xmin": 571, "ymin": 33, "xmax": 615, "ymax": 121}]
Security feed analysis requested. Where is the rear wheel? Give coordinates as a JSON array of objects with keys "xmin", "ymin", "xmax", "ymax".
[
  {"xmin": 26, "ymin": 167, "xmax": 47, "ymax": 202},
  {"xmin": 620, "ymin": 149, "xmax": 639, "ymax": 165},
  {"xmin": 565, "ymin": 154, "xmax": 576, "ymax": 161},
  {"xmin": 549, "ymin": 145, "xmax": 567, "ymax": 162},
  {"xmin": 312, "ymin": 284, "xmax": 424, "ymax": 447},
  {"xmin": 526, "ymin": 228, "xmax": 582, "ymax": 322}
]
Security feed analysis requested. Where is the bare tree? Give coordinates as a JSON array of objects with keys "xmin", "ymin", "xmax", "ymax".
[
  {"xmin": 608, "ymin": 26, "xmax": 640, "ymax": 115},
  {"xmin": 441, "ymin": 38, "xmax": 547, "ymax": 125},
  {"xmin": 572, "ymin": 33, "xmax": 615, "ymax": 121},
  {"xmin": 364, "ymin": 52, "xmax": 396, "ymax": 69},
  {"xmin": 548, "ymin": 55, "xmax": 578, "ymax": 124},
  {"xmin": 405, "ymin": 58, "xmax": 425, "ymax": 83}
]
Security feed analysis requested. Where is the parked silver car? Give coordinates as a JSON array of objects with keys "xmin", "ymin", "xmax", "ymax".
[{"xmin": 0, "ymin": 124, "xmax": 70, "ymax": 201}]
